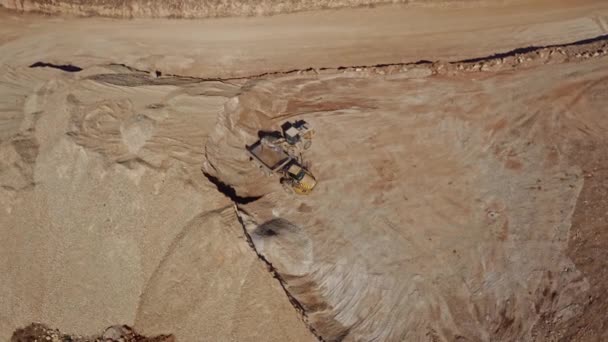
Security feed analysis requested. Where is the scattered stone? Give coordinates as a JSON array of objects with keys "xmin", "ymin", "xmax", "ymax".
[{"xmin": 11, "ymin": 323, "xmax": 174, "ymax": 342}]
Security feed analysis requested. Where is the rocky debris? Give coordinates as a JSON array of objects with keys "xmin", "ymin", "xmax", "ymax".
[
  {"xmin": 294, "ymin": 38, "xmax": 608, "ymax": 78},
  {"xmin": 11, "ymin": 323, "xmax": 174, "ymax": 342},
  {"xmin": 100, "ymin": 37, "xmax": 607, "ymax": 83},
  {"xmin": 448, "ymin": 40, "xmax": 608, "ymax": 74}
]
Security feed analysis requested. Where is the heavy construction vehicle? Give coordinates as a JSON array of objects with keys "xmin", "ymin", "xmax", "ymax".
[
  {"xmin": 256, "ymin": 120, "xmax": 315, "ymax": 162},
  {"xmin": 246, "ymin": 120, "xmax": 317, "ymax": 195},
  {"xmin": 281, "ymin": 120, "xmax": 314, "ymax": 151},
  {"xmin": 280, "ymin": 160, "xmax": 317, "ymax": 195}
]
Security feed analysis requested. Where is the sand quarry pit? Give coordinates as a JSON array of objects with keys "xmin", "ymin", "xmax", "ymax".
[{"xmin": 1, "ymin": 1, "xmax": 608, "ymax": 341}]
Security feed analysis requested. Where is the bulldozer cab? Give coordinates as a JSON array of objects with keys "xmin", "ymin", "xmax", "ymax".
[
  {"xmin": 286, "ymin": 163, "xmax": 306, "ymax": 181},
  {"xmin": 282, "ymin": 160, "xmax": 317, "ymax": 195},
  {"xmin": 283, "ymin": 126, "xmax": 301, "ymax": 145},
  {"xmin": 281, "ymin": 120, "xmax": 313, "ymax": 146}
]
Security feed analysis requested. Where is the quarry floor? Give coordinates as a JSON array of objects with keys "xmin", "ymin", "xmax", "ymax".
[{"xmin": 1, "ymin": 1, "xmax": 608, "ymax": 341}]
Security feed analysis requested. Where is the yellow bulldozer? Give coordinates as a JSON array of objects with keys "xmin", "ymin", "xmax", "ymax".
[
  {"xmin": 280, "ymin": 160, "xmax": 317, "ymax": 195},
  {"xmin": 246, "ymin": 120, "xmax": 317, "ymax": 195}
]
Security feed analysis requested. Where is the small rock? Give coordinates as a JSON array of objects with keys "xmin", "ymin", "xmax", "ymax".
[{"xmin": 103, "ymin": 325, "xmax": 131, "ymax": 340}]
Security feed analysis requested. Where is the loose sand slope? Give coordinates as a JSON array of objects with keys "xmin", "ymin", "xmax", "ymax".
[{"xmin": 0, "ymin": 64, "xmax": 313, "ymax": 341}]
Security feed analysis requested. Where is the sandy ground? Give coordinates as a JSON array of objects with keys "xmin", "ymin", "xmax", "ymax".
[
  {"xmin": 0, "ymin": 64, "xmax": 314, "ymax": 341},
  {"xmin": 1, "ymin": 1, "xmax": 608, "ymax": 341}
]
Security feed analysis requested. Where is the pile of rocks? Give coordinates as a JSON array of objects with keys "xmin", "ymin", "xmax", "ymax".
[{"xmin": 11, "ymin": 323, "xmax": 174, "ymax": 342}]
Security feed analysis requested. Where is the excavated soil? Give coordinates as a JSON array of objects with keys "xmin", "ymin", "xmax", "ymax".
[{"xmin": 1, "ymin": 2, "xmax": 608, "ymax": 342}]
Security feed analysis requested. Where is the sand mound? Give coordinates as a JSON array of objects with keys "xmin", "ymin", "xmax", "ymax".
[{"xmin": 0, "ymin": 64, "xmax": 312, "ymax": 341}]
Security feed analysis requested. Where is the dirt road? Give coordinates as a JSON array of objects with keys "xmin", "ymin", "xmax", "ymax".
[
  {"xmin": 0, "ymin": 0, "xmax": 479, "ymax": 18},
  {"xmin": 1, "ymin": 0, "xmax": 608, "ymax": 78}
]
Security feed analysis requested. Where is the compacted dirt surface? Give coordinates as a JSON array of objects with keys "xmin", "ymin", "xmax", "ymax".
[
  {"xmin": 0, "ymin": 0, "xmax": 480, "ymax": 18},
  {"xmin": 1, "ymin": 0, "xmax": 608, "ymax": 78},
  {"xmin": 1, "ymin": 1, "xmax": 608, "ymax": 342}
]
